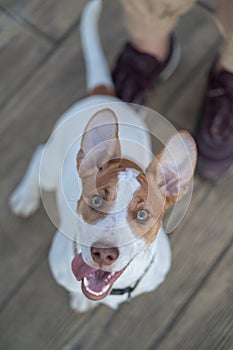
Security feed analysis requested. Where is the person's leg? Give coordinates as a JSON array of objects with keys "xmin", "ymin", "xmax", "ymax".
[
  {"xmin": 122, "ymin": 0, "xmax": 195, "ymax": 59},
  {"xmin": 112, "ymin": 0, "xmax": 195, "ymax": 104},
  {"xmin": 215, "ymin": 0, "xmax": 233, "ymax": 73},
  {"xmin": 196, "ymin": 0, "xmax": 233, "ymax": 180}
]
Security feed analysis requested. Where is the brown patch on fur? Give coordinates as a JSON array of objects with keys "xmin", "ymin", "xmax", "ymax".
[
  {"xmin": 88, "ymin": 85, "xmax": 116, "ymax": 97},
  {"xmin": 78, "ymin": 158, "xmax": 144, "ymax": 225},
  {"xmin": 118, "ymin": 158, "xmax": 142, "ymax": 172},
  {"xmin": 128, "ymin": 171, "xmax": 167, "ymax": 246},
  {"xmin": 78, "ymin": 161, "xmax": 119, "ymax": 224}
]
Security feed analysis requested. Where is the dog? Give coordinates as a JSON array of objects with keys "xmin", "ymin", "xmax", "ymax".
[{"xmin": 9, "ymin": 0, "xmax": 196, "ymax": 312}]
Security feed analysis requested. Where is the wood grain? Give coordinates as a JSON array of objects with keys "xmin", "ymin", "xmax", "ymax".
[
  {"xmin": 1, "ymin": 0, "xmax": 87, "ymax": 40},
  {"xmin": 157, "ymin": 242, "xmax": 233, "ymax": 350},
  {"xmin": 0, "ymin": 10, "xmax": 51, "ymax": 108}
]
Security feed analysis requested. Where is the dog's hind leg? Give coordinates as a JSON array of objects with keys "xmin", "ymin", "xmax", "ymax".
[
  {"xmin": 9, "ymin": 115, "xmax": 66, "ymax": 217},
  {"xmin": 81, "ymin": 0, "xmax": 115, "ymax": 95},
  {"xmin": 9, "ymin": 145, "xmax": 44, "ymax": 217}
]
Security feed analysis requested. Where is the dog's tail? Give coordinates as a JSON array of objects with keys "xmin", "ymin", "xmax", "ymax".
[{"xmin": 80, "ymin": 0, "xmax": 114, "ymax": 93}]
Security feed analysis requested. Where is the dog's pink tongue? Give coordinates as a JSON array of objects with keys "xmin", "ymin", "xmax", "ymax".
[{"xmin": 72, "ymin": 253, "xmax": 98, "ymax": 281}]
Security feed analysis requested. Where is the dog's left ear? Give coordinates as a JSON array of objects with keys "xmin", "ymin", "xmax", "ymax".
[
  {"xmin": 147, "ymin": 131, "xmax": 197, "ymax": 206},
  {"xmin": 77, "ymin": 109, "xmax": 121, "ymax": 177}
]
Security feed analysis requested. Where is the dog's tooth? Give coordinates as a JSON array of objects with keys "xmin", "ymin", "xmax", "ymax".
[
  {"xmin": 83, "ymin": 277, "xmax": 89, "ymax": 287},
  {"xmin": 102, "ymin": 284, "xmax": 109, "ymax": 293},
  {"xmin": 85, "ymin": 283, "xmax": 109, "ymax": 296}
]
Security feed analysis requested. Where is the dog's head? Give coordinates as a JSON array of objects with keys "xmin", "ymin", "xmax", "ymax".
[{"xmin": 72, "ymin": 108, "xmax": 196, "ymax": 300}]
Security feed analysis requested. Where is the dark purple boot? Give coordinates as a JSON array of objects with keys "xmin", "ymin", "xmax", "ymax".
[
  {"xmin": 112, "ymin": 37, "xmax": 180, "ymax": 105},
  {"xmin": 196, "ymin": 68, "xmax": 233, "ymax": 180}
]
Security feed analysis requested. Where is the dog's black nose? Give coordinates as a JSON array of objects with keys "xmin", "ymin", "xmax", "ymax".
[{"xmin": 91, "ymin": 246, "xmax": 119, "ymax": 266}]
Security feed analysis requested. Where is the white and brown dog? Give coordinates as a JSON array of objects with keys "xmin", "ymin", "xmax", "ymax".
[{"xmin": 9, "ymin": 0, "xmax": 196, "ymax": 312}]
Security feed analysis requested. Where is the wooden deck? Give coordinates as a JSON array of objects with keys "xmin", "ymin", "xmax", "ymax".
[{"xmin": 1, "ymin": 1, "xmax": 233, "ymax": 349}]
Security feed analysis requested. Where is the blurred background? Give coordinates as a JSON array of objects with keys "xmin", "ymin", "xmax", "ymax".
[{"xmin": 0, "ymin": 0, "xmax": 233, "ymax": 349}]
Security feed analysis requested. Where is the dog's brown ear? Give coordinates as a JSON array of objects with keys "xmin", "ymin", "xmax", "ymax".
[
  {"xmin": 77, "ymin": 109, "xmax": 121, "ymax": 177},
  {"xmin": 147, "ymin": 131, "xmax": 197, "ymax": 206}
]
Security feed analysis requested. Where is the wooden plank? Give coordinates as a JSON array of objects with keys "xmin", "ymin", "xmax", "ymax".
[
  {"xmin": 0, "ymin": 0, "xmax": 125, "ymax": 138},
  {"xmin": 157, "ymin": 242, "xmax": 233, "ymax": 350},
  {"xmin": 0, "ymin": 7, "xmax": 55, "ymax": 306},
  {"xmin": 0, "ymin": 10, "xmax": 51, "ymax": 108},
  {"xmin": 1, "ymin": 0, "xmax": 88, "ymax": 40},
  {"xmin": 0, "ymin": 260, "xmax": 94, "ymax": 350},
  {"xmin": 0, "ymin": 206, "xmax": 54, "ymax": 309}
]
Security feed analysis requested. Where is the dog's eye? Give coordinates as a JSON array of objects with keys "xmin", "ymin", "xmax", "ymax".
[
  {"xmin": 137, "ymin": 209, "xmax": 149, "ymax": 222},
  {"xmin": 91, "ymin": 195, "xmax": 103, "ymax": 209}
]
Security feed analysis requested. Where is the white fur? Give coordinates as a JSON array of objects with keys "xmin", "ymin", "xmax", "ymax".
[
  {"xmin": 79, "ymin": 170, "xmax": 145, "ymax": 273},
  {"xmin": 9, "ymin": 0, "xmax": 172, "ymax": 312},
  {"xmin": 49, "ymin": 227, "xmax": 171, "ymax": 311}
]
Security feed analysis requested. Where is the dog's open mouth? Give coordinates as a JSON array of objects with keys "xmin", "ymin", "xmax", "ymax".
[{"xmin": 71, "ymin": 253, "xmax": 126, "ymax": 301}]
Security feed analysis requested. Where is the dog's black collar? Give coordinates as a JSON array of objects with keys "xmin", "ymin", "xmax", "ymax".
[
  {"xmin": 73, "ymin": 242, "xmax": 155, "ymax": 301},
  {"xmin": 110, "ymin": 254, "xmax": 155, "ymax": 301},
  {"xmin": 110, "ymin": 286, "xmax": 135, "ymax": 300}
]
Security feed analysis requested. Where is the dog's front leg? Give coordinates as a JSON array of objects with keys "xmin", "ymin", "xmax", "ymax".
[{"xmin": 9, "ymin": 145, "xmax": 44, "ymax": 217}]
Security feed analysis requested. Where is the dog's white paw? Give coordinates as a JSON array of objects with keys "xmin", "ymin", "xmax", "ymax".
[
  {"xmin": 70, "ymin": 292, "xmax": 98, "ymax": 313},
  {"xmin": 9, "ymin": 182, "xmax": 40, "ymax": 217}
]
